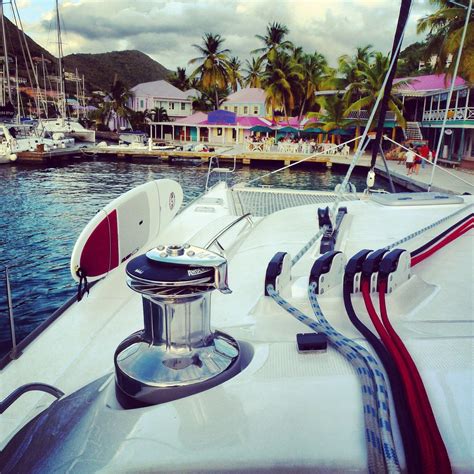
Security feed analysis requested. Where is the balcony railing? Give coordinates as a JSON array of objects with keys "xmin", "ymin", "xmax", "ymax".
[
  {"xmin": 423, "ymin": 107, "xmax": 474, "ymax": 122},
  {"xmin": 345, "ymin": 110, "xmax": 396, "ymax": 121}
]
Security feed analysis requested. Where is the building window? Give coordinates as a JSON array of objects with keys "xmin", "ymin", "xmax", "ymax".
[
  {"xmin": 243, "ymin": 106, "xmax": 249, "ymax": 114},
  {"xmin": 181, "ymin": 102, "xmax": 186, "ymax": 111},
  {"xmin": 154, "ymin": 99, "xmax": 160, "ymax": 107},
  {"xmin": 253, "ymin": 106, "xmax": 259, "ymax": 115},
  {"xmin": 233, "ymin": 106, "xmax": 238, "ymax": 113},
  {"xmin": 170, "ymin": 102, "xmax": 175, "ymax": 110},
  {"xmin": 140, "ymin": 99, "xmax": 145, "ymax": 109},
  {"xmin": 217, "ymin": 128, "xmax": 222, "ymax": 136},
  {"xmin": 223, "ymin": 106, "xmax": 228, "ymax": 111}
]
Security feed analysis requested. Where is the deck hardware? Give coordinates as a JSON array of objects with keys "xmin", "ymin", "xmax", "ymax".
[
  {"xmin": 362, "ymin": 249, "xmax": 389, "ymax": 293},
  {"xmin": 264, "ymin": 252, "xmax": 292, "ymax": 296},
  {"xmin": 378, "ymin": 249, "xmax": 411, "ymax": 293},
  {"xmin": 309, "ymin": 251, "xmax": 347, "ymax": 295},
  {"xmin": 319, "ymin": 207, "xmax": 348, "ymax": 254},
  {"xmin": 296, "ymin": 333, "xmax": 327, "ymax": 353}
]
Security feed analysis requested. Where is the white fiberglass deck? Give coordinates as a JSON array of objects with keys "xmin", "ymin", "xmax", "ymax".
[{"xmin": 0, "ymin": 183, "xmax": 472, "ymax": 472}]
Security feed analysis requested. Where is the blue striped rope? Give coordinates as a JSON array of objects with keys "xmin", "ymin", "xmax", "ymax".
[{"xmin": 267, "ymin": 284, "xmax": 401, "ymax": 474}]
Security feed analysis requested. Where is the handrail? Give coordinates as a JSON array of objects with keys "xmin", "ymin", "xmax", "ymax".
[
  {"xmin": 0, "ymin": 383, "xmax": 64, "ymax": 414},
  {"xmin": 204, "ymin": 212, "xmax": 253, "ymax": 250},
  {"xmin": 205, "ymin": 155, "xmax": 237, "ymax": 191}
]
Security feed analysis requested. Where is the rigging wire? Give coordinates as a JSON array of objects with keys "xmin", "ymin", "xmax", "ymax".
[{"xmin": 428, "ymin": 0, "xmax": 473, "ymax": 191}]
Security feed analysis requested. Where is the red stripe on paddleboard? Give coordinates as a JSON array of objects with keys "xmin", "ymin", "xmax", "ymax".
[
  {"xmin": 109, "ymin": 210, "xmax": 119, "ymax": 269},
  {"xmin": 80, "ymin": 210, "xmax": 119, "ymax": 277}
]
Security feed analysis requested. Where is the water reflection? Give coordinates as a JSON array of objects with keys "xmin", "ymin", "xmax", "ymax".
[{"xmin": 0, "ymin": 157, "xmax": 397, "ymax": 355}]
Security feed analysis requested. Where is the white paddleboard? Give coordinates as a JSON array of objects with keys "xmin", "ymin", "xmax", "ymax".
[{"xmin": 70, "ymin": 179, "xmax": 183, "ymax": 282}]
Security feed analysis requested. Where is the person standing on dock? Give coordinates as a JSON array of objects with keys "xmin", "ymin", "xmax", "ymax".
[{"xmin": 405, "ymin": 146, "xmax": 415, "ymax": 175}]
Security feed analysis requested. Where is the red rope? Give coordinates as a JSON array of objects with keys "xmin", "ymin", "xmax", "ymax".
[
  {"xmin": 361, "ymin": 280, "xmax": 437, "ymax": 474},
  {"xmin": 411, "ymin": 220, "xmax": 473, "ymax": 266},
  {"xmin": 378, "ymin": 281, "xmax": 452, "ymax": 474}
]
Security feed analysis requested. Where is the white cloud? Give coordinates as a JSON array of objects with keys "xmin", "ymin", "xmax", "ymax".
[{"xmin": 19, "ymin": 0, "xmax": 434, "ymax": 71}]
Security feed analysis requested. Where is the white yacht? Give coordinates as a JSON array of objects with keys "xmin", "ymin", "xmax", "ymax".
[
  {"xmin": 0, "ymin": 173, "xmax": 472, "ymax": 473},
  {"xmin": 37, "ymin": 118, "xmax": 96, "ymax": 143},
  {"xmin": 1, "ymin": 1, "xmax": 473, "ymax": 472},
  {"xmin": 0, "ymin": 124, "xmax": 75, "ymax": 163}
]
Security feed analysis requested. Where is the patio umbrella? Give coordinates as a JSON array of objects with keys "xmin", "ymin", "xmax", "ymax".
[
  {"xmin": 278, "ymin": 126, "xmax": 299, "ymax": 133},
  {"xmin": 329, "ymin": 128, "xmax": 352, "ymax": 136},
  {"xmin": 250, "ymin": 125, "xmax": 273, "ymax": 133},
  {"xmin": 303, "ymin": 127, "xmax": 325, "ymax": 133}
]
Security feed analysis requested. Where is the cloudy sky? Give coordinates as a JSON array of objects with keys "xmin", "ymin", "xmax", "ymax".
[{"xmin": 11, "ymin": 0, "xmax": 435, "ymax": 71}]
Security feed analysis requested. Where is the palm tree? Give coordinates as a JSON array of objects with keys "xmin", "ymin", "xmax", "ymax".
[
  {"xmin": 297, "ymin": 52, "xmax": 328, "ymax": 120},
  {"xmin": 227, "ymin": 57, "xmax": 244, "ymax": 92},
  {"xmin": 189, "ymin": 33, "xmax": 231, "ymax": 110},
  {"xmin": 147, "ymin": 106, "xmax": 169, "ymax": 122},
  {"xmin": 344, "ymin": 52, "xmax": 406, "ymax": 129},
  {"xmin": 262, "ymin": 52, "xmax": 303, "ymax": 120},
  {"xmin": 337, "ymin": 45, "xmax": 374, "ymax": 96},
  {"xmin": 243, "ymin": 57, "xmax": 265, "ymax": 87},
  {"xmin": 168, "ymin": 67, "xmax": 190, "ymax": 91},
  {"xmin": 417, "ymin": 0, "xmax": 474, "ymax": 82},
  {"xmin": 253, "ymin": 22, "xmax": 293, "ymax": 62},
  {"xmin": 101, "ymin": 79, "xmax": 133, "ymax": 127},
  {"xmin": 306, "ymin": 95, "xmax": 353, "ymax": 144}
]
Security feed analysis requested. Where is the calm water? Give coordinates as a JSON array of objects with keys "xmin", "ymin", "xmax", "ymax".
[{"xmin": 0, "ymin": 156, "xmax": 396, "ymax": 356}]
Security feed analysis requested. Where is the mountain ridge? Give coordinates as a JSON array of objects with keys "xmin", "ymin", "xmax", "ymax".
[{"xmin": 1, "ymin": 16, "xmax": 171, "ymax": 94}]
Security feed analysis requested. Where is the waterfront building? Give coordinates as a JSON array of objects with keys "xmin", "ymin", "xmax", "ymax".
[
  {"xmin": 394, "ymin": 74, "xmax": 474, "ymax": 164},
  {"xmin": 221, "ymin": 88, "xmax": 267, "ymax": 116},
  {"xmin": 150, "ymin": 109, "xmax": 275, "ymax": 144},
  {"xmin": 130, "ymin": 80, "xmax": 192, "ymax": 120}
]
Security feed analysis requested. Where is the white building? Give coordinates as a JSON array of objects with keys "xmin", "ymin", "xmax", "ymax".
[
  {"xmin": 221, "ymin": 88, "xmax": 268, "ymax": 116},
  {"xmin": 130, "ymin": 80, "xmax": 192, "ymax": 120}
]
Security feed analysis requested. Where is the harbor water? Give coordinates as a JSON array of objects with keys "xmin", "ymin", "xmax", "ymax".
[{"xmin": 0, "ymin": 157, "xmax": 399, "ymax": 358}]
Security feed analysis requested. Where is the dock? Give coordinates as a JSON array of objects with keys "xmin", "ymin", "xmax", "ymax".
[
  {"xmin": 84, "ymin": 145, "xmax": 373, "ymax": 169},
  {"xmin": 375, "ymin": 160, "xmax": 474, "ymax": 195},
  {"xmin": 16, "ymin": 147, "xmax": 87, "ymax": 163}
]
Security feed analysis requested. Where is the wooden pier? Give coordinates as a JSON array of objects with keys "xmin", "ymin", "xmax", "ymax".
[
  {"xmin": 16, "ymin": 148, "xmax": 86, "ymax": 163},
  {"xmin": 85, "ymin": 146, "xmax": 372, "ymax": 169}
]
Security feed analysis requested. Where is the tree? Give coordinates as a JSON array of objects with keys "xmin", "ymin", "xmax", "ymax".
[
  {"xmin": 243, "ymin": 57, "xmax": 265, "ymax": 88},
  {"xmin": 262, "ymin": 52, "xmax": 303, "ymax": 120},
  {"xmin": 147, "ymin": 106, "xmax": 169, "ymax": 122},
  {"xmin": 297, "ymin": 52, "xmax": 328, "ymax": 119},
  {"xmin": 337, "ymin": 45, "xmax": 374, "ymax": 100},
  {"xmin": 168, "ymin": 67, "xmax": 190, "ymax": 91},
  {"xmin": 306, "ymin": 95, "xmax": 353, "ymax": 144},
  {"xmin": 189, "ymin": 33, "xmax": 231, "ymax": 110},
  {"xmin": 227, "ymin": 57, "xmax": 244, "ymax": 92},
  {"xmin": 101, "ymin": 79, "xmax": 133, "ymax": 126},
  {"xmin": 417, "ymin": 0, "xmax": 474, "ymax": 82},
  {"xmin": 253, "ymin": 22, "xmax": 293, "ymax": 62},
  {"xmin": 344, "ymin": 52, "xmax": 406, "ymax": 129}
]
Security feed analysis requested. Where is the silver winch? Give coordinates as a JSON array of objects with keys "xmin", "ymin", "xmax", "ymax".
[{"xmin": 114, "ymin": 243, "xmax": 242, "ymax": 408}]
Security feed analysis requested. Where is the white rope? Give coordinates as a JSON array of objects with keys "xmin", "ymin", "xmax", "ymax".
[
  {"xmin": 428, "ymin": 0, "xmax": 473, "ymax": 191},
  {"xmin": 384, "ymin": 135, "xmax": 474, "ymax": 188}
]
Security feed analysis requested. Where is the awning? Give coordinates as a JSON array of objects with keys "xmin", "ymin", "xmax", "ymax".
[
  {"xmin": 250, "ymin": 125, "xmax": 273, "ymax": 132},
  {"xmin": 278, "ymin": 126, "xmax": 299, "ymax": 133}
]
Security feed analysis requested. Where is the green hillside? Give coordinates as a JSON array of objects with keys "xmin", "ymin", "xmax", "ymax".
[
  {"xmin": 1, "ymin": 16, "xmax": 171, "ymax": 94},
  {"xmin": 63, "ymin": 50, "xmax": 171, "ymax": 92}
]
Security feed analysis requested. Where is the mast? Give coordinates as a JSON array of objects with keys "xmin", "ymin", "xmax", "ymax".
[
  {"xmin": 0, "ymin": 0, "xmax": 11, "ymax": 103},
  {"xmin": 56, "ymin": 0, "xmax": 66, "ymax": 117},
  {"xmin": 41, "ymin": 54, "xmax": 48, "ymax": 118},
  {"xmin": 15, "ymin": 57, "xmax": 19, "ymax": 122},
  {"xmin": 369, "ymin": 0, "xmax": 412, "ymax": 169}
]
